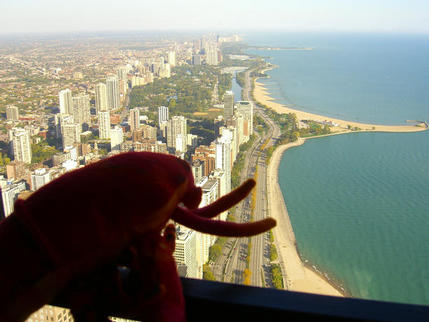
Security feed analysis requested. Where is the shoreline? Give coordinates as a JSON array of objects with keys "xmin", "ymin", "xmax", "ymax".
[
  {"xmin": 267, "ymin": 137, "xmax": 345, "ymax": 297},
  {"xmin": 254, "ymin": 67, "xmax": 428, "ymax": 133},
  {"xmin": 256, "ymin": 64, "xmax": 426, "ymax": 297}
]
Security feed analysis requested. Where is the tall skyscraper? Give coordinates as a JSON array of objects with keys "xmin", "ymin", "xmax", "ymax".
[
  {"xmin": 215, "ymin": 135, "xmax": 232, "ymax": 194},
  {"xmin": 206, "ymin": 45, "xmax": 219, "ymax": 65},
  {"xmin": 117, "ymin": 66, "xmax": 129, "ymax": 96},
  {"xmin": 168, "ymin": 51, "xmax": 176, "ymax": 67},
  {"xmin": 72, "ymin": 94, "xmax": 91, "ymax": 126},
  {"xmin": 59, "ymin": 89, "xmax": 73, "ymax": 114},
  {"xmin": 223, "ymin": 91, "xmax": 234, "ymax": 121},
  {"xmin": 158, "ymin": 105, "xmax": 169, "ymax": 125},
  {"xmin": 98, "ymin": 111, "xmax": 111, "ymax": 139},
  {"xmin": 55, "ymin": 114, "xmax": 74, "ymax": 139},
  {"xmin": 110, "ymin": 126, "xmax": 123, "ymax": 151},
  {"xmin": 210, "ymin": 169, "xmax": 228, "ymax": 220},
  {"xmin": 175, "ymin": 134, "xmax": 187, "ymax": 153},
  {"xmin": 167, "ymin": 116, "xmax": 187, "ymax": 151},
  {"xmin": 224, "ymin": 126, "xmax": 238, "ymax": 164},
  {"xmin": 6, "ymin": 105, "xmax": 19, "ymax": 121},
  {"xmin": 106, "ymin": 76, "xmax": 120, "ymax": 110},
  {"xmin": 11, "ymin": 127, "xmax": 31, "ymax": 164},
  {"xmin": 129, "ymin": 108, "xmax": 140, "ymax": 132},
  {"xmin": 62, "ymin": 123, "xmax": 81, "ymax": 150},
  {"xmin": 95, "ymin": 83, "xmax": 108, "ymax": 112}
]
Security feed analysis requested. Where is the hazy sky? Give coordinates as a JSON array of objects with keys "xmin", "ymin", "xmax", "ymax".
[{"xmin": 1, "ymin": 0, "xmax": 429, "ymax": 34}]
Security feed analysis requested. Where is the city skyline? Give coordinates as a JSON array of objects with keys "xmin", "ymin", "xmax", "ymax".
[{"xmin": 1, "ymin": 1, "xmax": 429, "ymax": 35}]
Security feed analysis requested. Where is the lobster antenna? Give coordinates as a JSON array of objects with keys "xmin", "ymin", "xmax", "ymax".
[
  {"xmin": 192, "ymin": 179, "xmax": 256, "ymax": 218},
  {"xmin": 172, "ymin": 207, "xmax": 276, "ymax": 237}
]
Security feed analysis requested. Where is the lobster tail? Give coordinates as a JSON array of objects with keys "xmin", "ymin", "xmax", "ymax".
[
  {"xmin": 172, "ymin": 207, "xmax": 276, "ymax": 237},
  {"xmin": 193, "ymin": 179, "xmax": 256, "ymax": 218}
]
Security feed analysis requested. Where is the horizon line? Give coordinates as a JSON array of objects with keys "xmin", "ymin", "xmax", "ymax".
[{"xmin": 1, "ymin": 29, "xmax": 429, "ymax": 37}]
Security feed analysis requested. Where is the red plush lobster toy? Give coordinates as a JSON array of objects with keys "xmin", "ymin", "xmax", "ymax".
[{"xmin": 0, "ymin": 152, "xmax": 276, "ymax": 321}]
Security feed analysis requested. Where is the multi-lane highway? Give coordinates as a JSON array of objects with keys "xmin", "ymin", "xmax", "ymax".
[{"xmin": 211, "ymin": 69, "xmax": 281, "ymax": 287}]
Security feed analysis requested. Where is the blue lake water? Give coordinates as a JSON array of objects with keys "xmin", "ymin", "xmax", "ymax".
[
  {"xmin": 231, "ymin": 73, "xmax": 242, "ymax": 101},
  {"xmin": 246, "ymin": 32, "xmax": 429, "ymax": 124},
  {"xmin": 244, "ymin": 32, "xmax": 429, "ymax": 305}
]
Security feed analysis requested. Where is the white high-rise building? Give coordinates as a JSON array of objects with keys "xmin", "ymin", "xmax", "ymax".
[
  {"xmin": 223, "ymin": 91, "xmax": 234, "ymax": 121},
  {"xmin": 236, "ymin": 114, "xmax": 245, "ymax": 146},
  {"xmin": 117, "ymin": 67, "xmax": 129, "ymax": 96},
  {"xmin": 194, "ymin": 178, "xmax": 219, "ymax": 276},
  {"xmin": 215, "ymin": 135, "xmax": 232, "ymax": 194},
  {"xmin": 225, "ymin": 126, "xmax": 238, "ymax": 164},
  {"xmin": 59, "ymin": 89, "xmax": 73, "ymax": 115},
  {"xmin": 11, "ymin": 128, "xmax": 31, "ymax": 164},
  {"xmin": 129, "ymin": 108, "xmax": 140, "ymax": 132},
  {"xmin": 31, "ymin": 168, "xmax": 51, "ymax": 191},
  {"xmin": 210, "ymin": 169, "xmax": 228, "ymax": 220},
  {"xmin": 175, "ymin": 134, "xmax": 187, "ymax": 153},
  {"xmin": 98, "ymin": 111, "xmax": 111, "ymax": 139},
  {"xmin": 173, "ymin": 226, "xmax": 199, "ymax": 278},
  {"xmin": 206, "ymin": 45, "xmax": 219, "ymax": 65},
  {"xmin": 106, "ymin": 76, "xmax": 120, "ymax": 110},
  {"xmin": 159, "ymin": 63, "xmax": 171, "ymax": 78},
  {"xmin": 167, "ymin": 116, "xmax": 187, "ymax": 151},
  {"xmin": 110, "ymin": 126, "xmax": 123, "ymax": 151},
  {"xmin": 168, "ymin": 51, "xmax": 176, "ymax": 67},
  {"xmin": 1, "ymin": 180, "xmax": 26, "ymax": 217},
  {"xmin": 72, "ymin": 94, "xmax": 91, "ymax": 126},
  {"xmin": 158, "ymin": 106, "xmax": 169, "ymax": 125},
  {"xmin": 95, "ymin": 83, "xmax": 108, "ymax": 112},
  {"xmin": 6, "ymin": 105, "xmax": 19, "ymax": 121}
]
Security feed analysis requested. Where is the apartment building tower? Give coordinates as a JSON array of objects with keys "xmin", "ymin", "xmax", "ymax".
[
  {"xmin": 223, "ymin": 91, "xmax": 234, "ymax": 121},
  {"xmin": 129, "ymin": 108, "xmax": 140, "ymax": 133},
  {"xmin": 11, "ymin": 128, "xmax": 31, "ymax": 164},
  {"xmin": 59, "ymin": 89, "xmax": 73, "ymax": 115},
  {"xmin": 98, "ymin": 111, "xmax": 111, "ymax": 139},
  {"xmin": 72, "ymin": 94, "xmax": 91, "ymax": 127},
  {"xmin": 106, "ymin": 76, "xmax": 120, "ymax": 110},
  {"xmin": 158, "ymin": 105, "xmax": 169, "ymax": 124},
  {"xmin": 62, "ymin": 123, "xmax": 81, "ymax": 150},
  {"xmin": 173, "ymin": 226, "xmax": 198, "ymax": 278},
  {"xmin": 95, "ymin": 83, "xmax": 108, "ymax": 112},
  {"xmin": 110, "ymin": 126, "xmax": 123, "ymax": 151},
  {"xmin": 167, "ymin": 116, "xmax": 187, "ymax": 151}
]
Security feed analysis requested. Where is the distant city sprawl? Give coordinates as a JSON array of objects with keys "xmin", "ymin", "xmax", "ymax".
[
  {"xmin": 0, "ymin": 34, "xmax": 255, "ymax": 275},
  {"xmin": 0, "ymin": 31, "xmax": 347, "ymax": 319}
]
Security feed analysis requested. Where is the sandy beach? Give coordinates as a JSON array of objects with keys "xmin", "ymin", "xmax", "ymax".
[
  {"xmin": 254, "ymin": 75, "xmax": 427, "ymax": 133},
  {"xmin": 267, "ymin": 138, "xmax": 344, "ymax": 297},
  {"xmin": 256, "ymin": 65, "xmax": 427, "ymax": 297}
]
